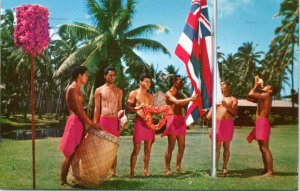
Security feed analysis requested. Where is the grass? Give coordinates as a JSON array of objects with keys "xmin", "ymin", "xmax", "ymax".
[{"xmin": 0, "ymin": 124, "xmax": 298, "ymax": 190}]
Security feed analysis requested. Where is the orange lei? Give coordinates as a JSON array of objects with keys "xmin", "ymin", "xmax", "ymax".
[{"xmin": 142, "ymin": 105, "xmax": 169, "ymax": 131}]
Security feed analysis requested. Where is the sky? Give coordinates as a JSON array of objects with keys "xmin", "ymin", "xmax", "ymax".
[{"xmin": 1, "ymin": 0, "xmax": 298, "ymax": 96}]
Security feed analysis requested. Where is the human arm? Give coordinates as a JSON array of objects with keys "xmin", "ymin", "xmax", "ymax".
[
  {"xmin": 126, "ymin": 91, "xmax": 145, "ymax": 113},
  {"xmin": 247, "ymin": 77, "xmax": 262, "ymax": 102},
  {"xmin": 206, "ymin": 108, "xmax": 212, "ymax": 120},
  {"xmin": 93, "ymin": 89, "xmax": 101, "ymax": 123},
  {"xmin": 69, "ymin": 88, "xmax": 100, "ymax": 128},
  {"xmin": 118, "ymin": 89, "xmax": 123, "ymax": 111},
  {"xmin": 222, "ymin": 98, "xmax": 238, "ymax": 116},
  {"xmin": 166, "ymin": 92, "xmax": 199, "ymax": 106},
  {"xmin": 248, "ymin": 82, "xmax": 269, "ymax": 101}
]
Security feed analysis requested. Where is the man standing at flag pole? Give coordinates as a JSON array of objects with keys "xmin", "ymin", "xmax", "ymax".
[
  {"xmin": 174, "ymin": 0, "xmax": 221, "ymax": 177},
  {"xmin": 207, "ymin": 81, "xmax": 238, "ymax": 177},
  {"xmin": 162, "ymin": 75, "xmax": 199, "ymax": 176}
]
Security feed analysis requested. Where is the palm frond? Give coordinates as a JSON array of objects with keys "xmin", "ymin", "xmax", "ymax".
[
  {"xmin": 54, "ymin": 43, "xmax": 98, "ymax": 77},
  {"xmin": 82, "ymin": 47, "xmax": 104, "ymax": 74},
  {"xmin": 85, "ymin": 0, "xmax": 109, "ymax": 29},
  {"xmin": 124, "ymin": 38, "xmax": 170, "ymax": 56},
  {"xmin": 59, "ymin": 23, "xmax": 100, "ymax": 40},
  {"xmin": 113, "ymin": 0, "xmax": 137, "ymax": 33},
  {"xmin": 124, "ymin": 24, "xmax": 170, "ymax": 38}
]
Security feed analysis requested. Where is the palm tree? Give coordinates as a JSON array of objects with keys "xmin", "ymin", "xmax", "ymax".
[
  {"xmin": 54, "ymin": 0, "xmax": 170, "ymax": 112},
  {"xmin": 50, "ymin": 29, "xmax": 83, "ymax": 117},
  {"xmin": 234, "ymin": 42, "xmax": 264, "ymax": 96},
  {"xmin": 273, "ymin": 0, "xmax": 299, "ymax": 92},
  {"xmin": 219, "ymin": 53, "xmax": 237, "ymax": 81},
  {"xmin": 1, "ymin": 9, "xmax": 33, "ymax": 117}
]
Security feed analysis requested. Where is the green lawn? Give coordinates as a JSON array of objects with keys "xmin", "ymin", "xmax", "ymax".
[{"xmin": 0, "ymin": 124, "xmax": 298, "ymax": 190}]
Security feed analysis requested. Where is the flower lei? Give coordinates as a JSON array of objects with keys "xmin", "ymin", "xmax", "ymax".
[
  {"xmin": 14, "ymin": 4, "xmax": 50, "ymax": 55},
  {"xmin": 142, "ymin": 105, "xmax": 169, "ymax": 131}
]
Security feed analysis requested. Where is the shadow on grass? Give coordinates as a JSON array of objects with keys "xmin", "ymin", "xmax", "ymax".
[
  {"xmin": 99, "ymin": 178, "xmax": 145, "ymax": 189},
  {"xmin": 223, "ymin": 168, "xmax": 297, "ymax": 178},
  {"xmin": 161, "ymin": 168, "xmax": 298, "ymax": 179}
]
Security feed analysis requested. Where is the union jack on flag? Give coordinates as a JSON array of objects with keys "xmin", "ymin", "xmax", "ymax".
[{"xmin": 175, "ymin": 0, "xmax": 222, "ymax": 126}]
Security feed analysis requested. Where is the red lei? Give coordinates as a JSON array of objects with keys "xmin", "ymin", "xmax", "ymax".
[{"xmin": 142, "ymin": 105, "xmax": 169, "ymax": 131}]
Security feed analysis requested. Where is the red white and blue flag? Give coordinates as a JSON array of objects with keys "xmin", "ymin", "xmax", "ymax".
[{"xmin": 175, "ymin": 0, "xmax": 222, "ymax": 126}]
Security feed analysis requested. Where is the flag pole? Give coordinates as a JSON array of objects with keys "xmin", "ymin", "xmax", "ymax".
[
  {"xmin": 297, "ymin": 22, "xmax": 300, "ymax": 190},
  {"xmin": 211, "ymin": 0, "xmax": 217, "ymax": 177}
]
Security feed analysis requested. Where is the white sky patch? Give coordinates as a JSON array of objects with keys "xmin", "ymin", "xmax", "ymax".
[
  {"xmin": 0, "ymin": 9, "xmax": 4, "ymax": 25},
  {"xmin": 50, "ymin": 27, "xmax": 61, "ymax": 40}
]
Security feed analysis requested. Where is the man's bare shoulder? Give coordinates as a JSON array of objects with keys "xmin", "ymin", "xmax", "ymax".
[
  {"xmin": 95, "ymin": 86, "xmax": 104, "ymax": 93},
  {"xmin": 129, "ymin": 89, "xmax": 138, "ymax": 96},
  {"xmin": 67, "ymin": 86, "xmax": 79, "ymax": 95},
  {"xmin": 116, "ymin": 86, "xmax": 123, "ymax": 93},
  {"xmin": 146, "ymin": 91, "xmax": 153, "ymax": 97},
  {"xmin": 231, "ymin": 96, "xmax": 238, "ymax": 101},
  {"xmin": 131, "ymin": 89, "xmax": 139, "ymax": 93},
  {"xmin": 165, "ymin": 90, "xmax": 173, "ymax": 97}
]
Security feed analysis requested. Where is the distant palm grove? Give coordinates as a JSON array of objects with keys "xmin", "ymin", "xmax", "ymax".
[{"xmin": 1, "ymin": 0, "xmax": 298, "ymax": 119}]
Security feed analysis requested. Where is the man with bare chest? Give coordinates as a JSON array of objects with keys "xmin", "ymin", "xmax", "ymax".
[
  {"xmin": 94, "ymin": 66, "xmax": 123, "ymax": 176},
  {"xmin": 60, "ymin": 66, "xmax": 100, "ymax": 185},
  {"xmin": 163, "ymin": 75, "xmax": 199, "ymax": 175},
  {"xmin": 126, "ymin": 73, "xmax": 154, "ymax": 177},
  {"xmin": 207, "ymin": 81, "xmax": 238, "ymax": 176},
  {"xmin": 246, "ymin": 76, "xmax": 277, "ymax": 177}
]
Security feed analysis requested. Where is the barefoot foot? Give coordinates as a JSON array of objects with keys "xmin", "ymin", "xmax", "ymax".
[
  {"xmin": 143, "ymin": 171, "xmax": 151, "ymax": 177},
  {"xmin": 176, "ymin": 167, "xmax": 183, "ymax": 173},
  {"xmin": 260, "ymin": 169, "xmax": 268, "ymax": 175},
  {"xmin": 60, "ymin": 180, "xmax": 68, "ymax": 186},
  {"xmin": 222, "ymin": 169, "xmax": 228, "ymax": 177},
  {"xmin": 165, "ymin": 170, "xmax": 173, "ymax": 176},
  {"xmin": 261, "ymin": 171, "xmax": 274, "ymax": 177},
  {"xmin": 111, "ymin": 172, "xmax": 117, "ymax": 177},
  {"xmin": 129, "ymin": 171, "xmax": 135, "ymax": 178}
]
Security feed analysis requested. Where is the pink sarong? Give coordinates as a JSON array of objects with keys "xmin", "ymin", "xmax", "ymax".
[
  {"xmin": 162, "ymin": 115, "xmax": 186, "ymax": 137},
  {"xmin": 247, "ymin": 117, "xmax": 271, "ymax": 143},
  {"xmin": 60, "ymin": 114, "xmax": 85, "ymax": 157},
  {"xmin": 209, "ymin": 118, "xmax": 234, "ymax": 142},
  {"xmin": 99, "ymin": 116, "xmax": 120, "ymax": 137},
  {"xmin": 133, "ymin": 115, "xmax": 155, "ymax": 144}
]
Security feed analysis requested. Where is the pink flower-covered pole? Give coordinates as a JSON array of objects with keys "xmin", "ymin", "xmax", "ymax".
[{"xmin": 14, "ymin": 4, "xmax": 50, "ymax": 189}]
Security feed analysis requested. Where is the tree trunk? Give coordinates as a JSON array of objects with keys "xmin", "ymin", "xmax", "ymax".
[
  {"xmin": 87, "ymin": 84, "xmax": 95, "ymax": 117},
  {"xmin": 55, "ymin": 88, "xmax": 62, "ymax": 120},
  {"xmin": 37, "ymin": 85, "xmax": 44, "ymax": 119}
]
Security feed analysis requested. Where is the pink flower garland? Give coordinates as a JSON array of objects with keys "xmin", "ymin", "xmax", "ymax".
[
  {"xmin": 14, "ymin": 4, "xmax": 50, "ymax": 55},
  {"xmin": 142, "ymin": 105, "xmax": 169, "ymax": 131}
]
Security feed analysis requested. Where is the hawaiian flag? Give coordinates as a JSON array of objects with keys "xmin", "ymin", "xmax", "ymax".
[{"xmin": 175, "ymin": 0, "xmax": 222, "ymax": 126}]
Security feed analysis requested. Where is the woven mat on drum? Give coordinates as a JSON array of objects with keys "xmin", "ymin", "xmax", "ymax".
[{"xmin": 68, "ymin": 128, "xmax": 119, "ymax": 188}]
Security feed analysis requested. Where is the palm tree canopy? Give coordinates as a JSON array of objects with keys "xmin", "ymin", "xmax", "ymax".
[{"xmin": 55, "ymin": 0, "xmax": 171, "ymax": 81}]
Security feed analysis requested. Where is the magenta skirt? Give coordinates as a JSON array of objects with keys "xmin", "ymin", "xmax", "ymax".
[
  {"xmin": 247, "ymin": 117, "xmax": 271, "ymax": 143},
  {"xmin": 60, "ymin": 114, "xmax": 85, "ymax": 157},
  {"xmin": 162, "ymin": 115, "xmax": 186, "ymax": 137},
  {"xmin": 133, "ymin": 116, "xmax": 155, "ymax": 144},
  {"xmin": 99, "ymin": 116, "xmax": 120, "ymax": 137},
  {"xmin": 210, "ymin": 118, "xmax": 234, "ymax": 142}
]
